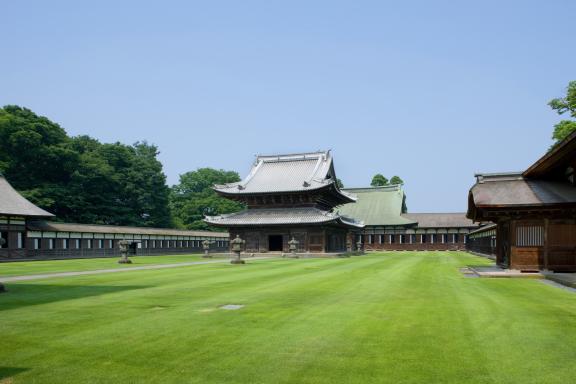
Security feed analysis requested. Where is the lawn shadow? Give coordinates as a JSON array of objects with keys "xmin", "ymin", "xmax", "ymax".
[
  {"xmin": 0, "ymin": 284, "xmax": 149, "ymax": 312},
  {"xmin": 0, "ymin": 367, "xmax": 28, "ymax": 381}
]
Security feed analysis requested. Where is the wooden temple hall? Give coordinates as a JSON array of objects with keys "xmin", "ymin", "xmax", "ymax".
[
  {"xmin": 467, "ymin": 131, "xmax": 576, "ymax": 272},
  {"xmin": 0, "ymin": 172, "xmax": 229, "ymax": 261},
  {"xmin": 205, "ymin": 151, "xmax": 480, "ymax": 253},
  {"xmin": 205, "ymin": 151, "xmax": 364, "ymax": 253}
]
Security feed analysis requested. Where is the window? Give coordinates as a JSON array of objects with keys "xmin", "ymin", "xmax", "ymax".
[
  {"xmin": 430, "ymin": 234, "xmax": 436, "ymax": 244},
  {"xmin": 17, "ymin": 232, "xmax": 24, "ymax": 248},
  {"xmin": 421, "ymin": 235, "xmax": 427, "ymax": 244},
  {"xmin": 109, "ymin": 240, "xmax": 113, "ymax": 248},
  {"xmin": 516, "ymin": 225, "xmax": 544, "ymax": 247},
  {"xmin": 399, "ymin": 234, "xmax": 405, "ymax": 244},
  {"xmin": 49, "ymin": 239, "xmax": 54, "ymax": 249},
  {"xmin": 62, "ymin": 239, "xmax": 69, "ymax": 249},
  {"xmin": 87, "ymin": 239, "xmax": 93, "ymax": 249},
  {"xmin": 98, "ymin": 239, "xmax": 104, "ymax": 249},
  {"xmin": 441, "ymin": 234, "xmax": 447, "ymax": 244},
  {"xmin": 34, "ymin": 238, "xmax": 41, "ymax": 249},
  {"xmin": 369, "ymin": 235, "xmax": 374, "ymax": 244},
  {"xmin": 76, "ymin": 239, "xmax": 81, "ymax": 249},
  {"xmin": 389, "ymin": 235, "xmax": 395, "ymax": 244},
  {"xmin": 410, "ymin": 234, "xmax": 415, "ymax": 244},
  {"xmin": 453, "ymin": 234, "xmax": 459, "ymax": 243},
  {"xmin": 0, "ymin": 232, "xmax": 8, "ymax": 248}
]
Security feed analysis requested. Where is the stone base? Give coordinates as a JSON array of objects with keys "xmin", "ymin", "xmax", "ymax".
[
  {"xmin": 118, "ymin": 259, "xmax": 132, "ymax": 264},
  {"xmin": 231, "ymin": 259, "xmax": 246, "ymax": 264}
]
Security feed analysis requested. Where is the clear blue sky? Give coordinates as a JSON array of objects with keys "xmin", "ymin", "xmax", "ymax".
[{"xmin": 1, "ymin": 1, "xmax": 574, "ymax": 212}]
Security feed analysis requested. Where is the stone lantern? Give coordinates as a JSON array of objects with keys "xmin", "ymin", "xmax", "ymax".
[
  {"xmin": 202, "ymin": 239, "xmax": 212, "ymax": 258},
  {"xmin": 356, "ymin": 239, "xmax": 363, "ymax": 253},
  {"xmin": 0, "ymin": 238, "xmax": 5, "ymax": 292},
  {"xmin": 288, "ymin": 237, "xmax": 299, "ymax": 258},
  {"xmin": 118, "ymin": 240, "xmax": 132, "ymax": 264},
  {"xmin": 230, "ymin": 235, "xmax": 246, "ymax": 264},
  {"xmin": 346, "ymin": 238, "xmax": 352, "ymax": 252}
]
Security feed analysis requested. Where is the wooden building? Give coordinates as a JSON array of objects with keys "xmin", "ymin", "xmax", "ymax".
[
  {"xmin": 467, "ymin": 131, "xmax": 576, "ymax": 271},
  {"xmin": 0, "ymin": 172, "xmax": 55, "ymax": 259},
  {"xmin": 205, "ymin": 151, "xmax": 364, "ymax": 253},
  {"xmin": 339, "ymin": 186, "xmax": 480, "ymax": 251},
  {"xmin": 466, "ymin": 224, "xmax": 497, "ymax": 258},
  {"xmin": 0, "ymin": 173, "xmax": 228, "ymax": 261}
]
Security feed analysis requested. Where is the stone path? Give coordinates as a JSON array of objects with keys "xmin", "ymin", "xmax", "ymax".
[
  {"xmin": 467, "ymin": 264, "xmax": 576, "ymax": 292},
  {"xmin": 0, "ymin": 256, "xmax": 275, "ymax": 283}
]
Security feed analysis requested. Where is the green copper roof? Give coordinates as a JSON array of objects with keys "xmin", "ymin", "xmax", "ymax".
[{"xmin": 338, "ymin": 186, "xmax": 415, "ymax": 226}]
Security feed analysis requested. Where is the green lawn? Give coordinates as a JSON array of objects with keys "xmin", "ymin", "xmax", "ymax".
[
  {"xmin": 1, "ymin": 252, "xmax": 576, "ymax": 384},
  {"xmin": 0, "ymin": 254, "xmax": 206, "ymax": 277}
]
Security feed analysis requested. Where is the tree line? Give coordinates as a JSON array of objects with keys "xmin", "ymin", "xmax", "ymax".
[{"xmin": 0, "ymin": 105, "xmax": 241, "ymax": 230}]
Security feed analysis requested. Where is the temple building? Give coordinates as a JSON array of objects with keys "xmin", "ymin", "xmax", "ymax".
[
  {"xmin": 205, "ymin": 151, "xmax": 364, "ymax": 253},
  {"xmin": 0, "ymin": 172, "xmax": 228, "ymax": 261},
  {"xmin": 467, "ymin": 131, "xmax": 576, "ymax": 272},
  {"xmin": 339, "ymin": 185, "xmax": 479, "ymax": 251},
  {"xmin": 0, "ymin": 172, "xmax": 55, "ymax": 259}
]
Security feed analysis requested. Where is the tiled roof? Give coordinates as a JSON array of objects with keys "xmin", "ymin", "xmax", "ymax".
[
  {"xmin": 401, "ymin": 213, "xmax": 478, "ymax": 228},
  {"xmin": 523, "ymin": 129, "xmax": 576, "ymax": 178},
  {"xmin": 338, "ymin": 186, "xmax": 415, "ymax": 226},
  {"xmin": 28, "ymin": 221, "xmax": 228, "ymax": 237},
  {"xmin": 0, "ymin": 175, "xmax": 54, "ymax": 217},
  {"xmin": 214, "ymin": 151, "xmax": 353, "ymax": 200},
  {"xmin": 205, "ymin": 207, "xmax": 364, "ymax": 228},
  {"xmin": 468, "ymin": 223, "xmax": 497, "ymax": 236},
  {"xmin": 470, "ymin": 176, "xmax": 576, "ymax": 206}
]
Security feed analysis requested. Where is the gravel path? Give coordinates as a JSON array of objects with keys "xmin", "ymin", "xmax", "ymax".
[{"xmin": 0, "ymin": 257, "xmax": 275, "ymax": 282}]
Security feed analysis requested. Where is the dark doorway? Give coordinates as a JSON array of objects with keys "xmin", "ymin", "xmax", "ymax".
[{"xmin": 268, "ymin": 235, "xmax": 283, "ymax": 252}]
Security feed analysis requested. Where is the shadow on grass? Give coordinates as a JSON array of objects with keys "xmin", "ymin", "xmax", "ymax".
[
  {"xmin": 0, "ymin": 367, "xmax": 28, "ymax": 380},
  {"xmin": 0, "ymin": 284, "xmax": 149, "ymax": 312}
]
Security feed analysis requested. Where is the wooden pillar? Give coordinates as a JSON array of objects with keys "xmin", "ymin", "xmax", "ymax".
[{"xmin": 543, "ymin": 218, "xmax": 549, "ymax": 271}]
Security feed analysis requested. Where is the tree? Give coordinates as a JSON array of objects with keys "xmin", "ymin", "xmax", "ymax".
[
  {"xmin": 549, "ymin": 81, "xmax": 576, "ymax": 143},
  {"xmin": 0, "ymin": 105, "xmax": 173, "ymax": 227},
  {"xmin": 370, "ymin": 174, "xmax": 388, "ymax": 187},
  {"xmin": 336, "ymin": 178, "xmax": 344, "ymax": 189},
  {"xmin": 170, "ymin": 168, "xmax": 244, "ymax": 230},
  {"xmin": 390, "ymin": 176, "xmax": 404, "ymax": 185}
]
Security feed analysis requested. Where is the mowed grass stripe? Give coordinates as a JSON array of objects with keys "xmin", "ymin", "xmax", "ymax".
[
  {"xmin": 0, "ymin": 254, "xmax": 208, "ymax": 277},
  {"xmin": 1, "ymin": 256, "xmax": 402, "ymax": 383},
  {"xmin": 1, "ymin": 252, "xmax": 576, "ymax": 384}
]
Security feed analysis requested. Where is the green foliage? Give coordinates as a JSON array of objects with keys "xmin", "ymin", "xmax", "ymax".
[
  {"xmin": 371, "ymin": 174, "xmax": 405, "ymax": 187},
  {"xmin": 549, "ymin": 81, "xmax": 576, "ymax": 143},
  {"xmin": 336, "ymin": 178, "xmax": 344, "ymax": 188},
  {"xmin": 370, "ymin": 174, "xmax": 389, "ymax": 186},
  {"xmin": 170, "ymin": 168, "xmax": 244, "ymax": 230},
  {"xmin": 0, "ymin": 105, "xmax": 172, "ymax": 227}
]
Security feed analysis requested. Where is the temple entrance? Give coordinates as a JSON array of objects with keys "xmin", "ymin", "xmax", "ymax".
[{"xmin": 268, "ymin": 235, "xmax": 283, "ymax": 252}]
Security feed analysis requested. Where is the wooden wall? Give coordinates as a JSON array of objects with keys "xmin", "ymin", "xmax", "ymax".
[
  {"xmin": 496, "ymin": 218, "xmax": 576, "ymax": 272},
  {"xmin": 230, "ymin": 226, "xmax": 350, "ymax": 253}
]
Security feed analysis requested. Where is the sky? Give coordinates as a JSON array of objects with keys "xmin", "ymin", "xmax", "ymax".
[{"xmin": 1, "ymin": 1, "xmax": 574, "ymax": 212}]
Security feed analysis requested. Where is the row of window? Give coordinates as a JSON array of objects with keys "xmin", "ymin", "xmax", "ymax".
[
  {"xmin": 1, "ymin": 234, "xmax": 229, "ymax": 250},
  {"xmin": 363, "ymin": 234, "xmax": 465, "ymax": 245}
]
